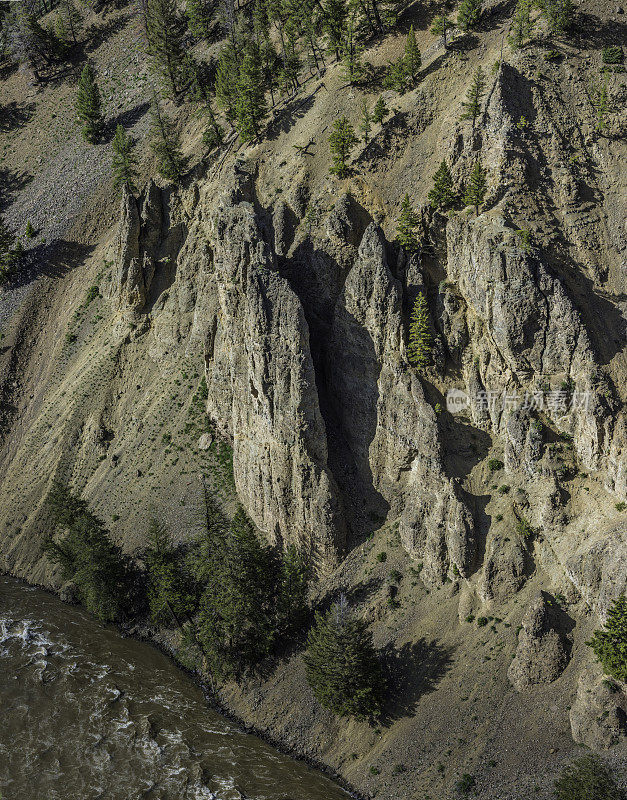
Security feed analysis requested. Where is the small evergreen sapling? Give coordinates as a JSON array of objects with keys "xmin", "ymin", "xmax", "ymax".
[
  {"xmin": 508, "ymin": 0, "xmax": 534, "ymax": 50},
  {"xmin": 328, "ymin": 116, "xmax": 357, "ymax": 177},
  {"xmin": 407, "ymin": 292, "xmax": 431, "ymax": 370},
  {"xmin": 76, "ymin": 63, "xmax": 104, "ymax": 143},
  {"xmin": 431, "ymin": 14, "xmax": 455, "ymax": 49},
  {"xmin": 428, "ymin": 160, "xmax": 456, "ymax": 210},
  {"xmin": 457, "ymin": 0, "xmax": 482, "ymax": 31},
  {"xmin": 460, "ymin": 66, "xmax": 485, "ymax": 128},
  {"xmin": 463, "ymin": 159, "xmax": 487, "ymax": 214},
  {"xmin": 372, "ymin": 95, "xmax": 388, "ymax": 124},
  {"xmin": 396, "ymin": 194, "xmax": 420, "ymax": 252},
  {"xmin": 149, "ymin": 98, "xmax": 186, "ymax": 182},
  {"xmin": 586, "ymin": 595, "xmax": 627, "ymax": 683},
  {"xmin": 111, "ymin": 124, "xmax": 139, "ymax": 193}
]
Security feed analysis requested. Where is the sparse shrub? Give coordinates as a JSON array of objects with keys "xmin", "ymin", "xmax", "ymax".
[
  {"xmin": 498, "ymin": 485, "xmax": 510, "ymax": 494},
  {"xmin": 602, "ymin": 46, "xmax": 623, "ymax": 65},
  {"xmin": 488, "ymin": 458, "xmax": 503, "ymax": 472},
  {"xmin": 25, "ymin": 221, "xmax": 35, "ymax": 238},
  {"xmin": 377, "ymin": 551, "xmax": 388, "ymax": 563},
  {"xmin": 465, "ymin": 614, "xmax": 475, "ymax": 623},
  {"xmin": 553, "ymin": 755, "xmax": 621, "ymax": 800},
  {"xmin": 477, "ymin": 616, "xmax": 488, "ymax": 627},
  {"xmin": 456, "ymin": 773, "xmax": 476, "ymax": 794},
  {"xmin": 370, "ymin": 765, "xmax": 381, "ymax": 775},
  {"xmin": 515, "ymin": 514, "xmax": 535, "ymax": 539},
  {"xmin": 616, "ymin": 502, "xmax": 626, "ymax": 512},
  {"xmin": 544, "ymin": 49, "xmax": 562, "ymax": 61},
  {"xmin": 389, "ymin": 569, "xmax": 402, "ymax": 582},
  {"xmin": 586, "ymin": 596, "xmax": 627, "ymax": 683}
]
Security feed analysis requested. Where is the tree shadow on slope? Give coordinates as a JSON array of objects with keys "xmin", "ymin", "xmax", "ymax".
[
  {"xmin": 263, "ymin": 86, "xmax": 320, "ymax": 141},
  {"xmin": 0, "ymin": 101, "xmax": 36, "ymax": 134},
  {"xmin": 6, "ymin": 239, "xmax": 95, "ymax": 290},
  {"xmin": 84, "ymin": 13, "xmax": 134, "ymax": 52},
  {"xmin": 380, "ymin": 637, "xmax": 455, "ymax": 723},
  {"xmin": 104, "ymin": 101, "xmax": 151, "ymax": 139},
  {"xmin": 575, "ymin": 12, "xmax": 627, "ymax": 48},
  {"xmin": 0, "ymin": 169, "xmax": 34, "ymax": 210}
]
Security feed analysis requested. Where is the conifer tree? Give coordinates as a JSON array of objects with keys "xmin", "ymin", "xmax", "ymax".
[
  {"xmin": 324, "ymin": 0, "xmax": 347, "ymax": 61},
  {"xmin": 196, "ymin": 508, "xmax": 280, "ymax": 676},
  {"xmin": 59, "ymin": 0, "xmax": 81, "ymax": 44},
  {"xmin": 538, "ymin": 0, "xmax": 574, "ymax": 34},
  {"xmin": 360, "ymin": 98, "xmax": 372, "ymax": 143},
  {"xmin": 43, "ymin": 482, "xmax": 134, "ymax": 622},
  {"xmin": 276, "ymin": 544, "xmax": 309, "ymax": 639},
  {"xmin": 428, "ymin": 160, "xmax": 456, "ymax": 210},
  {"xmin": 215, "ymin": 43, "xmax": 239, "ymax": 125},
  {"xmin": 459, "ymin": 66, "xmax": 485, "ymax": 128},
  {"xmin": 396, "ymin": 193, "xmax": 420, "ymax": 252},
  {"xmin": 144, "ymin": 518, "xmax": 196, "ymax": 626},
  {"xmin": 185, "ymin": 0, "xmax": 213, "ymax": 41},
  {"xmin": 457, "ymin": 0, "xmax": 482, "ymax": 31},
  {"xmin": 341, "ymin": 15, "xmax": 362, "ymax": 86},
  {"xmin": 0, "ymin": 216, "xmax": 18, "ymax": 282},
  {"xmin": 508, "ymin": 0, "xmax": 534, "ymax": 50},
  {"xmin": 463, "ymin": 158, "xmax": 487, "ymax": 214},
  {"xmin": 383, "ymin": 57, "xmax": 408, "ymax": 92},
  {"xmin": 404, "ymin": 24, "xmax": 421, "ymax": 82},
  {"xmin": 407, "ymin": 291, "xmax": 431, "ymax": 369},
  {"xmin": 202, "ymin": 103, "xmax": 224, "ymax": 150},
  {"xmin": 235, "ymin": 38, "xmax": 267, "ymax": 142},
  {"xmin": 328, "ymin": 116, "xmax": 357, "ymax": 177},
  {"xmin": 111, "ymin": 124, "xmax": 139, "ymax": 193},
  {"xmin": 431, "ymin": 14, "xmax": 455, "ymax": 49},
  {"xmin": 76, "ymin": 63, "xmax": 104, "ymax": 143},
  {"xmin": 586, "ymin": 596, "xmax": 627, "ymax": 683},
  {"xmin": 146, "ymin": 0, "xmax": 186, "ymax": 98},
  {"xmin": 303, "ymin": 596, "xmax": 386, "ymax": 718},
  {"xmin": 149, "ymin": 97, "xmax": 186, "ymax": 182},
  {"xmin": 372, "ymin": 95, "xmax": 388, "ymax": 124}
]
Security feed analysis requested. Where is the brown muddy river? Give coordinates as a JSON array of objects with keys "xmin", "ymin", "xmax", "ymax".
[{"xmin": 0, "ymin": 576, "xmax": 349, "ymax": 800}]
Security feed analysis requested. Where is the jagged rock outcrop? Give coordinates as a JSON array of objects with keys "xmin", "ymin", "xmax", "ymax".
[
  {"xmin": 328, "ymin": 224, "xmax": 476, "ymax": 584},
  {"xmin": 507, "ymin": 593, "xmax": 571, "ymax": 691},
  {"xmin": 504, "ymin": 406, "xmax": 543, "ymax": 475},
  {"xmin": 570, "ymin": 667, "xmax": 627, "ymax": 749},
  {"xmin": 565, "ymin": 524, "xmax": 627, "ymax": 618},
  {"xmin": 202, "ymin": 186, "xmax": 346, "ymax": 568},
  {"xmin": 479, "ymin": 531, "xmax": 527, "ymax": 602},
  {"xmin": 115, "ymin": 181, "xmax": 163, "ymax": 312}
]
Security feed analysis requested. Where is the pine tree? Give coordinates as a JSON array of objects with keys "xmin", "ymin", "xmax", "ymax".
[
  {"xmin": 276, "ymin": 544, "xmax": 309, "ymax": 639},
  {"xmin": 196, "ymin": 508, "xmax": 280, "ymax": 676},
  {"xmin": 459, "ymin": 66, "xmax": 485, "ymax": 128},
  {"xmin": 341, "ymin": 15, "xmax": 362, "ymax": 86},
  {"xmin": 235, "ymin": 38, "xmax": 267, "ymax": 142},
  {"xmin": 0, "ymin": 216, "xmax": 17, "ymax": 282},
  {"xmin": 457, "ymin": 0, "xmax": 482, "ymax": 31},
  {"xmin": 463, "ymin": 158, "xmax": 487, "ymax": 214},
  {"xmin": 324, "ymin": 0, "xmax": 347, "ymax": 61},
  {"xmin": 586, "ymin": 596, "xmax": 627, "ymax": 683},
  {"xmin": 508, "ymin": 0, "xmax": 534, "ymax": 50},
  {"xmin": 431, "ymin": 14, "xmax": 455, "ymax": 49},
  {"xmin": 304, "ymin": 596, "xmax": 386, "ymax": 718},
  {"xmin": 215, "ymin": 43, "xmax": 239, "ymax": 125},
  {"xmin": 111, "ymin": 124, "xmax": 139, "ymax": 193},
  {"xmin": 146, "ymin": 0, "xmax": 186, "ymax": 98},
  {"xmin": 383, "ymin": 57, "xmax": 408, "ymax": 92},
  {"xmin": 428, "ymin": 160, "xmax": 456, "ymax": 210},
  {"xmin": 144, "ymin": 518, "xmax": 196, "ymax": 626},
  {"xmin": 43, "ymin": 482, "xmax": 134, "ymax": 622},
  {"xmin": 186, "ymin": 0, "xmax": 213, "ymax": 41},
  {"xmin": 57, "ymin": 0, "xmax": 81, "ymax": 44},
  {"xmin": 360, "ymin": 98, "xmax": 372, "ymax": 143},
  {"xmin": 149, "ymin": 97, "xmax": 186, "ymax": 182},
  {"xmin": 202, "ymin": 103, "xmax": 224, "ymax": 150},
  {"xmin": 76, "ymin": 63, "xmax": 104, "ymax": 143},
  {"xmin": 372, "ymin": 95, "xmax": 388, "ymax": 124},
  {"xmin": 538, "ymin": 0, "xmax": 574, "ymax": 34},
  {"xmin": 396, "ymin": 193, "xmax": 420, "ymax": 252},
  {"xmin": 328, "ymin": 116, "xmax": 357, "ymax": 177},
  {"xmin": 407, "ymin": 291, "xmax": 431, "ymax": 369},
  {"xmin": 404, "ymin": 24, "xmax": 421, "ymax": 82}
]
